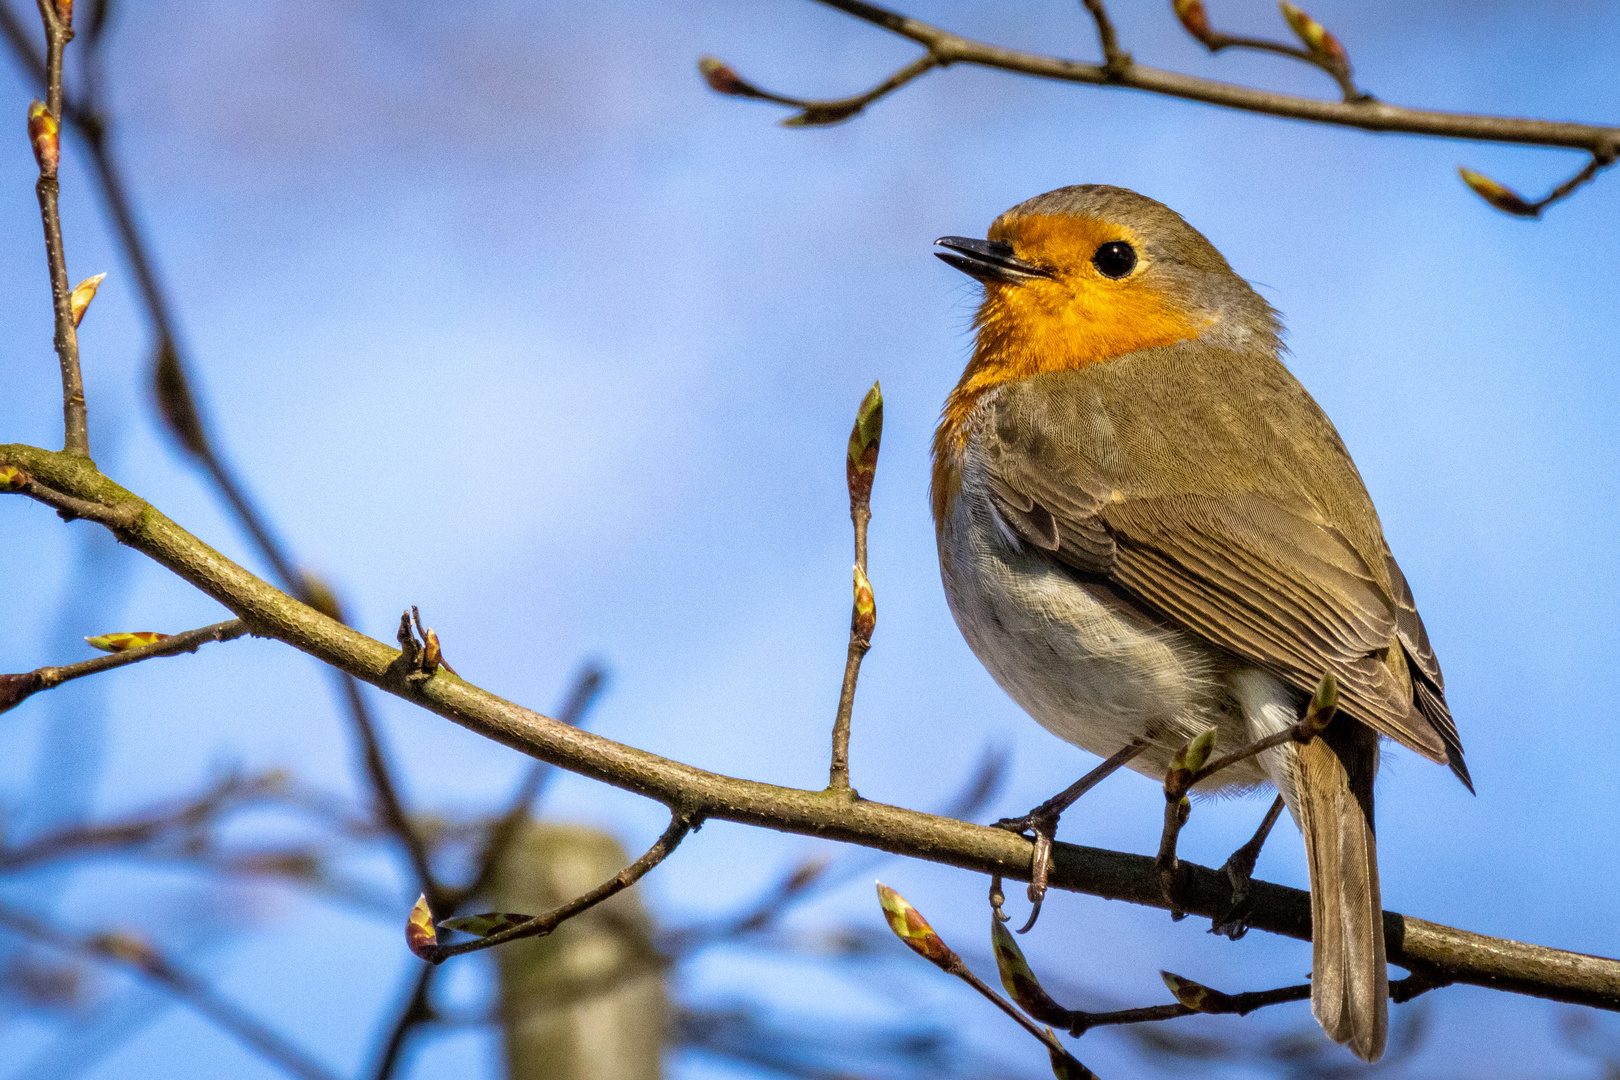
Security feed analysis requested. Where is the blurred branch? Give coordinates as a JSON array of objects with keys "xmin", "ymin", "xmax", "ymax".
[
  {"xmin": 7, "ymin": 440, "xmax": 1620, "ymax": 1012},
  {"xmin": 700, "ymin": 0, "xmax": 1620, "ymax": 212},
  {"xmin": 0, "ymin": 618, "xmax": 248, "ymax": 717},
  {"xmin": 369, "ymin": 964, "xmax": 436, "ymax": 1080},
  {"xmin": 0, "ymin": 901, "xmax": 342, "ymax": 1080},
  {"xmin": 0, "ymin": 769, "xmax": 277, "ymax": 871}
]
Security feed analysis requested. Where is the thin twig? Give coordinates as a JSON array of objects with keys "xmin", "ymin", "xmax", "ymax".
[
  {"xmin": 828, "ymin": 382, "xmax": 881, "ymax": 792},
  {"xmin": 0, "ymin": 901, "xmax": 342, "ymax": 1080},
  {"xmin": 27, "ymin": 0, "xmax": 88, "ymax": 456},
  {"xmin": 425, "ymin": 812, "xmax": 693, "ymax": 963},
  {"xmin": 1079, "ymin": 0, "xmax": 1129, "ymax": 78},
  {"xmin": 703, "ymin": 52, "xmax": 938, "ymax": 127},
  {"xmin": 5, "ymin": 468, "xmax": 141, "ymax": 528},
  {"xmin": 0, "ymin": 619, "xmax": 247, "ymax": 717}
]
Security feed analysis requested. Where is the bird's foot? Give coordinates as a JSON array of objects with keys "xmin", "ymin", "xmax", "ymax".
[{"xmin": 1209, "ymin": 794, "xmax": 1286, "ymax": 941}]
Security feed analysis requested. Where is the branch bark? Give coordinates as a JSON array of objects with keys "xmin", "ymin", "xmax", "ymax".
[
  {"xmin": 6, "ymin": 441, "xmax": 1619, "ymax": 1014},
  {"xmin": 802, "ymin": 0, "xmax": 1619, "ymax": 154}
]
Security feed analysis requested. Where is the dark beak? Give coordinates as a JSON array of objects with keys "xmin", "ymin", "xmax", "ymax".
[{"xmin": 934, "ymin": 236, "xmax": 1052, "ymax": 283}]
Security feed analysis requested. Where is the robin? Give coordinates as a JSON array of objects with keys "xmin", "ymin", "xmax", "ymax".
[{"xmin": 931, "ymin": 185, "xmax": 1469, "ymax": 1062}]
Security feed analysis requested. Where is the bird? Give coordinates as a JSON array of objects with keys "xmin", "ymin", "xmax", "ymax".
[{"xmin": 930, "ymin": 184, "xmax": 1470, "ymax": 1062}]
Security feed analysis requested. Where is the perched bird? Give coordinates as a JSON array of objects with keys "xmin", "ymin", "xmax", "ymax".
[{"xmin": 931, "ymin": 185, "xmax": 1469, "ymax": 1062}]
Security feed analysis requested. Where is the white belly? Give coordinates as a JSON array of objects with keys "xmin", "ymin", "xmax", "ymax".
[{"xmin": 939, "ymin": 455, "xmax": 1296, "ymax": 794}]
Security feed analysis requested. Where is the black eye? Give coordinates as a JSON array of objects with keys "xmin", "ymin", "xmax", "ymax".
[{"xmin": 1092, "ymin": 241, "xmax": 1137, "ymax": 279}]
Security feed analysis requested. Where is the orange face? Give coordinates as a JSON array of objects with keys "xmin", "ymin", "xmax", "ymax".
[{"xmin": 960, "ymin": 213, "xmax": 1206, "ymax": 400}]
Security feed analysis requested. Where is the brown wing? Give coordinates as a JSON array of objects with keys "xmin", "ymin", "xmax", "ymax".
[{"xmin": 987, "ymin": 469, "xmax": 1451, "ymax": 765}]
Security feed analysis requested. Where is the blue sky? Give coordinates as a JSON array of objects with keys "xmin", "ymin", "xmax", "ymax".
[{"xmin": 4, "ymin": 1, "xmax": 1620, "ymax": 1077}]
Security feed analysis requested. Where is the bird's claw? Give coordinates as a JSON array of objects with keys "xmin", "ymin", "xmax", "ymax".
[{"xmin": 992, "ymin": 811, "xmax": 1058, "ymax": 933}]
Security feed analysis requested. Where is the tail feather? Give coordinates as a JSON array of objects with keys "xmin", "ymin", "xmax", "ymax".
[{"xmin": 1295, "ymin": 721, "xmax": 1388, "ymax": 1062}]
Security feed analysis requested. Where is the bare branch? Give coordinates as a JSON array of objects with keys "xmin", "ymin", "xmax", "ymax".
[
  {"xmin": 370, "ymin": 964, "xmax": 436, "ymax": 1080},
  {"xmin": 0, "ymin": 618, "xmax": 247, "ymax": 717},
  {"xmin": 422, "ymin": 811, "xmax": 693, "ymax": 962},
  {"xmin": 0, "ymin": 901, "xmax": 342, "ymax": 1080},
  {"xmin": 1172, "ymin": 0, "xmax": 1363, "ymax": 102},
  {"xmin": 702, "ymin": 0, "xmax": 1620, "ymax": 210},
  {"xmin": 701, "ymin": 52, "xmax": 939, "ymax": 127},
  {"xmin": 7, "ymin": 441, "xmax": 1620, "ymax": 1014},
  {"xmin": 26, "ymin": 0, "xmax": 88, "ymax": 455},
  {"xmin": 1079, "ymin": 0, "xmax": 1129, "ymax": 78},
  {"xmin": 829, "ymin": 382, "xmax": 881, "ymax": 791}
]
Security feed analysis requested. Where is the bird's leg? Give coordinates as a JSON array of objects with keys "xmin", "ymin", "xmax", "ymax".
[
  {"xmin": 992, "ymin": 738, "xmax": 1148, "ymax": 933},
  {"xmin": 1160, "ymin": 674, "xmax": 1339, "ymax": 921},
  {"xmin": 1210, "ymin": 794, "xmax": 1286, "ymax": 940}
]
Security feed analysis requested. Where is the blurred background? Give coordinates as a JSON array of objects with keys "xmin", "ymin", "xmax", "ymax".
[{"xmin": 3, "ymin": 1, "xmax": 1619, "ymax": 1077}]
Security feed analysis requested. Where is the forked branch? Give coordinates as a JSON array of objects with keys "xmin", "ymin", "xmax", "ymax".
[{"xmin": 700, "ymin": 0, "xmax": 1620, "ymax": 215}]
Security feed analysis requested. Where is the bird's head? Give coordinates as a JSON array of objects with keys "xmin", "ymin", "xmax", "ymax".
[{"xmin": 936, "ymin": 185, "xmax": 1279, "ymax": 395}]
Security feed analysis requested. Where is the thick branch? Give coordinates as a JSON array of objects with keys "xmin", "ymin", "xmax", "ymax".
[
  {"xmin": 803, "ymin": 0, "xmax": 1618, "ymax": 154},
  {"xmin": 6, "ymin": 442, "xmax": 1620, "ymax": 1012}
]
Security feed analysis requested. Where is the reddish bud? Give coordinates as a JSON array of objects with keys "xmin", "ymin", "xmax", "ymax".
[
  {"xmin": 876, "ymin": 882, "xmax": 957, "ymax": 968},
  {"xmin": 69, "ymin": 274, "xmax": 106, "ymax": 328},
  {"xmin": 1172, "ymin": 0, "xmax": 1216, "ymax": 45},
  {"xmin": 28, "ymin": 101, "xmax": 59, "ymax": 175},
  {"xmin": 846, "ymin": 381, "xmax": 884, "ymax": 507},
  {"xmin": 1458, "ymin": 167, "xmax": 1539, "ymax": 218},
  {"xmin": 84, "ymin": 631, "xmax": 170, "ymax": 653},
  {"xmin": 698, "ymin": 56, "xmax": 761, "ymax": 98},
  {"xmin": 405, "ymin": 894, "xmax": 439, "ymax": 960},
  {"xmin": 56, "ymin": 0, "xmax": 72, "ymax": 25},
  {"xmin": 1278, "ymin": 2, "xmax": 1347, "ymax": 64},
  {"xmin": 991, "ymin": 917, "xmax": 1072, "ymax": 1026},
  {"xmin": 852, "ymin": 565, "xmax": 876, "ymax": 642}
]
